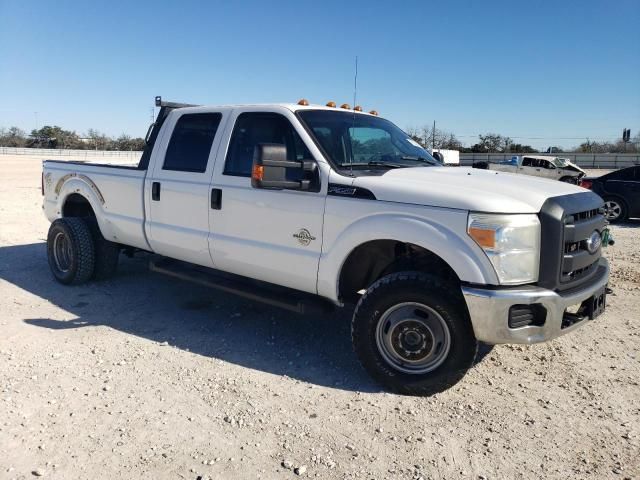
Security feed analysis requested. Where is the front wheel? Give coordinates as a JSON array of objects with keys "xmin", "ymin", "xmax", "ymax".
[
  {"xmin": 351, "ymin": 272, "xmax": 478, "ymax": 396},
  {"xmin": 560, "ymin": 176, "xmax": 578, "ymax": 184}
]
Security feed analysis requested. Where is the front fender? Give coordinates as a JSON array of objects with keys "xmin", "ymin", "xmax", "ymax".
[{"xmin": 317, "ymin": 210, "xmax": 499, "ymax": 303}]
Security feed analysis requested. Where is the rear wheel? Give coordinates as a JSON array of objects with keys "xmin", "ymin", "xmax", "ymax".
[
  {"xmin": 603, "ymin": 197, "xmax": 627, "ymax": 223},
  {"xmin": 47, "ymin": 218, "xmax": 95, "ymax": 285},
  {"xmin": 351, "ymin": 271, "xmax": 478, "ymax": 395}
]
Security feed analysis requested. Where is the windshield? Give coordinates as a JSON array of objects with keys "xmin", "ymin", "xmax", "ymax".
[
  {"xmin": 552, "ymin": 157, "xmax": 569, "ymax": 167},
  {"xmin": 297, "ymin": 110, "xmax": 439, "ymax": 169}
]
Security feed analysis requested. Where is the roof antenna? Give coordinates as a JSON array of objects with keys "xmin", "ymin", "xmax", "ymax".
[
  {"xmin": 349, "ymin": 55, "xmax": 358, "ymax": 177},
  {"xmin": 353, "ymin": 55, "xmax": 358, "ymax": 112}
]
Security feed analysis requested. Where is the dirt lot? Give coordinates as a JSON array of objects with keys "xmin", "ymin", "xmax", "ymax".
[{"xmin": 1, "ymin": 154, "xmax": 638, "ymax": 480}]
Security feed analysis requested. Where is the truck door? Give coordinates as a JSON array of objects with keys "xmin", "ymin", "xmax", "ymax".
[
  {"xmin": 208, "ymin": 110, "xmax": 325, "ymax": 294},
  {"xmin": 519, "ymin": 157, "xmax": 538, "ymax": 176},
  {"xmin": 540, "ymin": 159, "xmax": 557, "ymax": 179},
  {"xmin": 145, "ymin": 110, "xmax": 227, "ymax": 267}
]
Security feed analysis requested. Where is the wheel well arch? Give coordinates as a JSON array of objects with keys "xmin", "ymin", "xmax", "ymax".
[
  {"xmin": 62, "ymin": 193, "xmax": 97, "ymax": 219},
  {"xmin": 602, "ymin": 193, "xmax": 628, "ymax": 206},
  {"xmin": 337, "ymin": 240, "xmax": 460, "ymax": 304}
]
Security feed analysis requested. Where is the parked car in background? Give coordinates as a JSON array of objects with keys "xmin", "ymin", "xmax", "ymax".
[
  {"xmin": 581, "ymin": 165, "xmax": 640, "ymax": 223},
  {"xmin": 474, "ymin": 155, "xmax": 586, "ymax": 183},
  {"xmin": 432, "ymin": 149, "xmax": 460, "ymax": 165}
]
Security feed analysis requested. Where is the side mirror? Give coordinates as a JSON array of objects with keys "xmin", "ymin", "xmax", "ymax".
[
  {"xmin": 251, "ymin": 144, "xmax": 316, "ymax": 190},
  {"xmin": 432, "ymin": 151, "xmax": 444, "ymax": 163}
]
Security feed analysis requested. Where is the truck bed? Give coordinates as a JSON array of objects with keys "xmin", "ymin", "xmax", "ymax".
[
  {"xmin": 42, "ymin": 159, "xmax": 150, "ymax": 251},
  {"xmin": 44, "ymin": 159, "xmax": 142, "ymax": 170}
]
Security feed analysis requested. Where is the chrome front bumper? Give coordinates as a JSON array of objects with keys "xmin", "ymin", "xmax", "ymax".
[{"xmin": 461, "ymin": 258, "xmax": 609, "ymax": 344}]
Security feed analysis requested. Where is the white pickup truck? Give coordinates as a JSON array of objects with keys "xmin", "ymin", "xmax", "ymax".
[
  {"xmin": 42, "ymin": 97, "xmax": 610, "ymax": 395},
  {"xmin": 477, "ymin": 155, "xmax": 587, "ymax": 184}
]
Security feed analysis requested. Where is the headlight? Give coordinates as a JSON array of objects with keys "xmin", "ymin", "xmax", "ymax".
[{"xmin": 467, "ymin": 213, "xmax": 541, "ymax": 285}]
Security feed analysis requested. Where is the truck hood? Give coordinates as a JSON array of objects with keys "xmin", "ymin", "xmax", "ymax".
[
  {"xmin": 351, "ymin": 167, "xmax": 588, "ymax": 213},
  {"xmin": 563, "ymin": 161, "xmax": 586, "ymax": 175}
]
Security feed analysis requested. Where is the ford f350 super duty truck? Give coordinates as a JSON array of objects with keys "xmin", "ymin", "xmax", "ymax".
[{"xmin": 42, "ymin": 97, "xmax": 611, "ymax": 395}]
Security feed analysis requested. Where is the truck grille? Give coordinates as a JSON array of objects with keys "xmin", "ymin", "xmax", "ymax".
[
  {"xmin": 560, "ymin": 208, "xmax": 604, "ymax": 284},
  {"xmin": 538, "ymin": 193, "xmax": 606, "ymax": 292}
]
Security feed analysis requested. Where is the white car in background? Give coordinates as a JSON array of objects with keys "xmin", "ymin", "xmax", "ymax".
[{"xmin": 480, "ymin": 155, "xmax": 586, "ymax": 184}]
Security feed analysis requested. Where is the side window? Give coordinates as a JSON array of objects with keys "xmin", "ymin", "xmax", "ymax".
[
  {"xmin": 224, "ymin": 113, "xmax": 312, "ymax": 177},
  {"xmin": 163, "ymin": 113, "xmax": 222, "ymax": 173},
  {"xmin": 522, "ymin": 157, "xmax": 533, "ymax": 167}
]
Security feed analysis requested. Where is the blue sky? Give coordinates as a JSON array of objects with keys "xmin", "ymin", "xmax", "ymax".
[{"xmin": 1, "ymin": 0, "xmax": 638, "ymax": 149}]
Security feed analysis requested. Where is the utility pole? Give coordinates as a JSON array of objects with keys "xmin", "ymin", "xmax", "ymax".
[
  {"xmin": 622, "ymin": 128, "xmax": 631, "ymax": 152},
  {"xmin": 432, "ymin": 120, "xmax": 436, "ymax": 151}
]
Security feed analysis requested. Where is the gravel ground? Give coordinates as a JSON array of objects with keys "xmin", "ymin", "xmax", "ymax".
[{"xmin": 1, "ymin": 155, "xmax": 638, "ymax": 480}]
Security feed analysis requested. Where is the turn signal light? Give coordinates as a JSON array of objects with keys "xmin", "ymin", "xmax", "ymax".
[
  {"xmin": 252, "ymin": 164, "xmax": 264, "ymax": 181},
  {"xmin": 468, "ymin": 227, "xmax": 496, "ymax": 249},
  {"xmin": 297, "ymin": 99, "xmax": 309, "ymax": 106},
  {"xmin": 326, "ymin": 101, "xmax": 336, "ymax": 107},
  {"xmin": 340, "ymin": 103, "xmax": 351, "ymax": 109},
  {"xmin": 369, "ymin": 110, "xmax": 378, "ymax": 116},
  {"xmin": 354, "ymin": 105, "xmax": 362, "ymax": 112}
]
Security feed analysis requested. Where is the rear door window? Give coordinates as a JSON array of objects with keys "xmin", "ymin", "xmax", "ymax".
[{"xmin": 163, "ymin": 113, "xmax": 222, "ymax": 173}]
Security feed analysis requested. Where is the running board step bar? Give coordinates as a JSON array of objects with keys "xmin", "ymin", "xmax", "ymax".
[{"xmin": 149, "ymin": 257, "xmax": 333, "ymax": 315}]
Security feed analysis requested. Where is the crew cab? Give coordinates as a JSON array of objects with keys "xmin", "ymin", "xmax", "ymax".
[
  {"xmin": 476, "ymin": 155, "xmax": 586, "ymax": 184},
  {"xmin": 42, "ymin": 97, "xmax": 611, "ymax": 395}
]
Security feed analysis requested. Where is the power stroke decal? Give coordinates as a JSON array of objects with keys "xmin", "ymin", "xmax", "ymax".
[{"xmin": 328, "ymin": 183, "xmax": 376, "ymax": 200}]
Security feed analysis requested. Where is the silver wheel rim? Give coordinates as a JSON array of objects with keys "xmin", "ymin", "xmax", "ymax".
[
  {"xmin": 53, "ymin": 231, "xmax": 72, "ymax": 273},
  {"xmin": 604, "ymin": 200, "xmax": 622, "ymax": 220},
  {"xmin": 375, "ymin": 302, "xmax": 451, "ymax": 374}
]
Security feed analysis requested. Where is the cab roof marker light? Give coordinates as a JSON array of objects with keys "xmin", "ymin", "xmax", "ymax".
[
  {"xmin": 369, "ymin": 110, "xmax": 379, "ymax": 116},
  {"xmin": 297, "ymin": 99, "xmax": 309, "ymax": 106},
  {"xmin": 354, "ymin": 105, "xmax": 363, "ymax": 112},
  {"xmin": 326, "ymin": 101, "xmax": 336, "ymax": 107},
  {"xmin": 340, "ymin": 103, "xmax": 351, "ymax": 109}
]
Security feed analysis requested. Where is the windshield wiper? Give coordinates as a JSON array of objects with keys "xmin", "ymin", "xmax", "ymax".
[
  {"xmin": 367, "ymin": 160, "xmax": 408, "ymax": 169},
  {"xmin": 400, "ymin": 155, "xmax": 437, "ymax": 165}
]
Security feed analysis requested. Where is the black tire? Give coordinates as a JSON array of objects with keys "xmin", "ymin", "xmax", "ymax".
[
  {"xmin": 560, "ymin": 176, "xmax": 578, "ymax": 184},
  {"xmin": 603, "ymin": 196, "xmax": 628, "ymax": 223},
  {"xmin": 47, "ymin": 218, "xmax": 95, "ymax": 285},
  {"xmin": 352, "ymin": 271, "xmax": 478, "ymax": 396},
  {"xmin": 88, "ymin": 220, "xmax": 120, "ymax": 280}
]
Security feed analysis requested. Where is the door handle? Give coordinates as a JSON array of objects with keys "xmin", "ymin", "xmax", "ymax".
[
  {"xmin": 152, "ymin": 182, "xmax": 161, "ymax": 201},
  {"xmin": 211, "ymin": 188, "xmax": 222, "ymax": 210}
]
